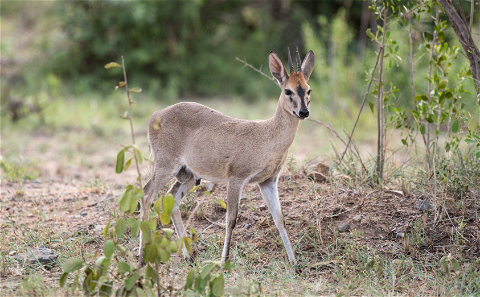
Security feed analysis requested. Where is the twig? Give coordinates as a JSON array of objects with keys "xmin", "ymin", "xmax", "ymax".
[
  {"xmin": 339, "ymin": 42, "xmax": 382, "ymax": 164},
  {"xmin": 235, "ymin": 57, "xmax": 278, "ymax": 86}
]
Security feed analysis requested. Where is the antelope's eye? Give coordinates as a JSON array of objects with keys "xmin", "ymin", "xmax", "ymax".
[
  {"xmin": 307, "ymin": 89, "xmax": 311, "ymax": 95},
  {"xmin": 285, "ymin": 89, "xmax": 292, "ymax": 96}
]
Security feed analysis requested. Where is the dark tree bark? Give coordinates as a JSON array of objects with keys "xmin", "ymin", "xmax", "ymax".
[{"xmin": 438, "ymin": 0, "xmax": 480, "ymax": 105}]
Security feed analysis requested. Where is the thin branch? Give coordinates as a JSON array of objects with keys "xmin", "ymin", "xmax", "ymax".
[
  {"xmin": 235, "ymin": 57, "xmax": 279, "ymax": 86},
  {"xmin": 338, "ymin": 48, "xmax": 382, "ymax": 164}
]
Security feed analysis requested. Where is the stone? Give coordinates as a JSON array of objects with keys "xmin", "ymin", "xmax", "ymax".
[
  {"xmin": 80, "ymin": 210, "xmax": 87, "ymax": 216},
  {"xmin": 31, "ymin": 180, "xmax": 41, "ymax": 184},
  {"xmin": 352, "ymin": 215, "xmax": 362, "ymax": 223},
  {"xmin": 307, "ymin": 171, "xmax": 328, "ymax": 183},
  {"xmin": 259, "ymin": 204, "xmax": 267, "ymax": 211},
  {"xmin": 338, "ymin": 223, "xmax": 350, "ymax": 232},
  {"xmin": 14, "ymin": 245, "xmax": 58, "ymax": 267},
  {"xmin": 416, "ymin": 200, "xmax": 432, "ymax": 211},
  {"xmin": 206, "ymin": 182, "xmax": 215, "ymax": 192}
]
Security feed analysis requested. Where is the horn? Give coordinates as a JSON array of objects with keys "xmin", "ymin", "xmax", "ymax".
[
  {"xmin": 296, "ymin": 46, "xmax": 302, "ymax": 73},
  {"xmin": 287, "ymin": 47, "xmax": 294, "ymax": 74}
]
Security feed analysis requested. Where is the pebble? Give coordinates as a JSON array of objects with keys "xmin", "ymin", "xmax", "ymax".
[
  {"xmin": 416, "ymin": 200, "xmax": 432, "ymax": 211},
  {"xmin": 31, "ymin": 180, "xmax": 41, "ymax": 184},
  {"xmin": 338, "ymin": 223, "xmax": 350, "ymax": 232},
  {"xmin": 80, "ymin": 210, "xmax": 87, "ymax": 216},
  {"xmin": 13, "ymin": 245, "xmax": 58, "ymax": 267},
  {"xmin": 206, "ymin": 182, "xmax": 215, "ymax": 192},
  {"xmin": 259, "ymin": 205, "xmax": 267, "ymax": 211},
  {"xmin": 352, "ymin": 215, "xmax": 362, "ymax": 222}
]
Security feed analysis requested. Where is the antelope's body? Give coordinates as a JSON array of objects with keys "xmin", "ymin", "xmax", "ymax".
[{"xmin": 142, "ymin": 48, "xmax": 314, "ymax": 265}]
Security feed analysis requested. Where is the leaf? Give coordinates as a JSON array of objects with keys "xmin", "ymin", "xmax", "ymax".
[
  {"xmin": 452, "ymin": 119, "xmax": 459, "ymax": 134},
  {"xmin": 126, "ymin": 217, "xmax": 136, "ymax": 228},
  {"xmin": 162, "ymin": 228, "xmax": 174, "ymax": 238},
  {"xmin": 451, "ymin": 258, "xmax": 459, "ymax": 271},
  {"xmin": 59, "ymin": 272, "xmax": 69, "ymax": 287},
  {"xmin": 125, "ymin": 272, "xmax": 140, "ymax": 291},
  {"xmin": 217, "ymin": 199, "xmax": 227, "ymax": 209},
  {"xmin": 116, "ymin": 218, "xmax": 126, "ymax": 239},
  {"xmin": 154, "ymin": 198, "xmax": 162, "ymax": 216},
  {"xmin": 185, "ymin": 268, "xmax": 196, "ymax": 290},
  {"xmin": 120, "ymin": 189, "xmax": 133, "ymax": 213},
  {"xmin": 104, "ymin": 240, "xmax": 115, "ymax": 259},
  {"xmin": 118, "ymin": 261, "xmax": 131, "ymax": 274},
  {"xmin": 131, "ymin": 220, "xmax": 140, "ymax": 238},
  {"xmin": 369, "ymin": 101, "xmax": 374, "ymax": 114},
  {"xmin": 183, "ymin": 237, "xmax": 193, "ymax": 255},
  {"xmin": 211, "ymin": 274, "xmax": 225, "ymax": 297},
  {"xmin": 135, "ymin": 288, "xmax": 147, "ymax": 297},
  {"xmin": 103, "ymin": 220, "xmax": 111, "ymax": 238},
  {"xmin": 63, "ymin": 258, "xmax": 85, "ymax": 273},
  {"xmin": 130, "ymin": 87, "xmax": 142, "ymax": 93},
  {"xmin": 95, "ymin": 256, "xmax": 110, "ymax": 271},
  {"xmin": 366, "ymin": 28, "xmax": 375, "ymax": 40},
  {"xmin": 72, "ymin": 270, "xmax": 80, "ymax": 294},
  {"xmin": 115, "ymin": 81, "xmax": 126, "ymax": 92},
  {"xmin": 224, "ymin": 260, "xmax": 235, "ymax": 271},
  {"xmin": 420, "ymin": 124, "xmax": 426, "ymax": 135},
  {"xmin": 476, "ymin": 151, "xmax": 480, "ymax": 159},
  {"xmin": 189, "ymin": 185, "xmax": 201, "ymax": 193},
  {"xmin": 83, "ymin": 270, "xmax": 92, "ymax": 295},
  {"xmin": 388, "ymin": 58, "xmax": 392, "ymax": 68},
  {"xmin": 160, "ymin": 194, "xmax": 175, "ymax": 225},
  {"xmin": 145, "ymin": 264, "xmax": 157, "ymax": 283},
  {"xmin": 141, "ymin": 221, "xmax": 152, "ymax": 244},
  {"xmin": 148, "ymin": 217, "xmax": 157, "ymax": 231},
  {"xmin": 133, "ymin": 146, "xmax": 143, "ymax": 164},
  {"xmin": 200, "ymin": 263, "xmax": 215, "ymax": 279},
  {"xmin": 104, "ymin": 62, "xmax": 121, "ymax": 69},
  {"xmin": 116, "ymin": 150, "xmax": 125, "ymax": 174},
  {"xmin": 124, "ymin": 158, "xmax": 133, "ymax": 171}
]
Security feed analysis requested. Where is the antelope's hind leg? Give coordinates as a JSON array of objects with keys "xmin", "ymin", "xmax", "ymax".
[{"xmin": 167, "ymin": 166, "xmax": 196, "ymax": 258}]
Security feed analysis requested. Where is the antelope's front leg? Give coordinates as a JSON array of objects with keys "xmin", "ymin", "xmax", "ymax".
[{"xmin": 258, "ymin": 176, "xmax": 296, "ymax": 265}]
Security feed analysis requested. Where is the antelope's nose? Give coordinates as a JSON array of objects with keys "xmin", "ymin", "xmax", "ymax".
[{"xmin": 299, "ymin": 109, "xmax": 309, "ymax": 118}]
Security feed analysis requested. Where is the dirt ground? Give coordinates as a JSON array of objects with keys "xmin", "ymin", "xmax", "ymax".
[{"xmin": 1, "ymin": 131, "xmax": 480, "ymax": 295}]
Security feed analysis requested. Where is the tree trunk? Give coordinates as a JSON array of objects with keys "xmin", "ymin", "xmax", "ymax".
[{"xmin": 438, "ymin": 0, "xmax": 480, "ymax": 105}]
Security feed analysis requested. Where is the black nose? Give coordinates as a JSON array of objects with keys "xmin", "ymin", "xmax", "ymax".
[{"xmin": 299, "ymin": 109, "xmax": 309, "ymax": 118}]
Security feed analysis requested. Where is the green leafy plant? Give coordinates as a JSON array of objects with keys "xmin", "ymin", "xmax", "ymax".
[{"xmin": 59, "ymin": 58, "xmax": 232, "ymax": 296}]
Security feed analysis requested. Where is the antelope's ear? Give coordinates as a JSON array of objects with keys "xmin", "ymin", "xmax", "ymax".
[
  {"xmin": 301, "ymin": 50, "xmax": 315, "ymax": 82},
  {"xmin": 269, "ymin": 51, "xmax": 288, "ymax": 85}
]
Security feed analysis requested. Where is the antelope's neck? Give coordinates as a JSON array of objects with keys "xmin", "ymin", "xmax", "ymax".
[{"xmin": 266, "ymin": 98, "xmax": 300, "ymax": 150}]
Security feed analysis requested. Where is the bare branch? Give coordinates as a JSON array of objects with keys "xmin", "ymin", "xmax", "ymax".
[{"xmin": 235, "ymin": 57, "xmax": 279, "ymax": 86}]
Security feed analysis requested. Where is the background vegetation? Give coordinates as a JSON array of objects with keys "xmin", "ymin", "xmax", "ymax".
[{"xmin": 2, "ymin": 0, "xmax": 480, "ymax": 296}]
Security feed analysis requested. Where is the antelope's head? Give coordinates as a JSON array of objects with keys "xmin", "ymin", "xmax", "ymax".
[{"xmin": 269, "ymin": 47, "xmax": 314, "ymax": 120}]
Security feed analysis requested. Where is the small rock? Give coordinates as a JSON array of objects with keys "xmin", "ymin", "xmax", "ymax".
[
  {"xmin": 312, "ymin": 162, "xmax": 329, "ymax": 175},
  {"xmin": 397, "ymin": 232, "xmax": 405, "ymax": 238},
  {"xmin": 240, "ymin": 196, "xmax": 247, "ymax": 200},
  {"xmin": 352, "ymin": 215, "xmax": 362, "ymax": 223},
  {"xmin": 307, "ymin": 171, "xmax": 328, "ymax": 183},
  {"xmin": 64, "ymin": 197, "xmax": 75, "ymax": 202},
  {"xmin": 80, "ymin": 210, "xmax": 87, "ymax": 216},
  {"xmin": 259, "ymin": 204, "xmax": 267, "ymax": 211},
  {"xmin": 338, "ymin": 223, "xmax": 350, "ymax": 232},
  {"xmin": 31, "ymin": 180, "xmax": 41, "ymax": 184},
  {"xmin": 244, "ymin": 223, "xmax": 254, "ymax": 229},
  {"xmin": 87, "ymin": 202, "xmax": 97, "ymax": 207},
  {"xmin": 206, "ymin": 182, "xmax": 215, "ymax": 192},
  {"xmin": 14, "ymin": 245, "xmax": 58, "ymax": 267},
  {"xmin": 416, "ymin": 200, "xmax": 432, "ymax": 211}
]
